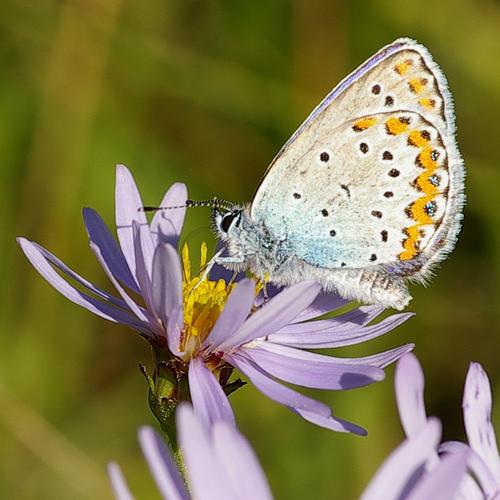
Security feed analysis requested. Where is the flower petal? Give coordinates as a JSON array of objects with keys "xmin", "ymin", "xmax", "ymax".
[
  {"xmin": 269, "ymin": 312, "xmax": 413, "ymax": 349},
  {"xmin": 440, "ymin": 441, "xmax": 499, "ymax": 498},
  {"xmin": 107, "ymin": 463, "xmax": 134, "ymax": 500},
  {"xmin": 212, "ymin": 421, "xmax": 273, "ymax": 500},
  {"xmin": 90, "ymin": 242, "xmax": 150, "ymax": 324},
  {"xmin": 138, "ymin": 427, "xmax": 189, "ymax": 500},
  {"xmin": 151, "ymin": 242, "xmax": 183, "ymax": 355},
  {"xmin": 339, "ymin": 344, "xmax": 414, "ymax": 369},
  {"xmin": 241, "ymin": 342, "xmax": 384, "ymax": 389},
  {"xmin": 218, "ymin": 281, "xmax": 321, "ymax": 350},
  {"xmin": 132, "ymin": 222, "xmax": 156, "ymax": 315},
  {"xmin": 276, "ymin": 305, "xmax": 385, "ymax": 335},
  {"xmin": 291, "ymin": 291, "xmax": 349, "ymax": 323},
  {"xmin": 204, "ymin": 279, "xmax": 255, "ymax": 349},
  {"xmin": 150, "ymin": 183, "xmax": 187, "ymax": 248},
  {"xmin": 17, "ymin": 238, "xmax": 148, "ymax": 332},
  {"xmin": 463, "ymin": 362, "xmax": 500, "ymax": 478},
  {"xmin": 188, "ymin": 357, "xmax": 235, "ymax": 428},
  {"xmin": 177, "ymin": 405, "xmax": 234, "ymax": 500},
  {"xmin": 361, "ymin": 418, "xmax": 442, "ymax": 500},
  {"xmin": 115, "ymin": 165, "xmax": 154, "ymax": 279},
  {"xmin": 407, "ymin": 449, "xmax": 469, "ymax": 500},
  {"xmin": 227, "ymin": 352, "xmax": 330, "ymax": 416},
  {"xmin": 292, "ymin": 407, "xmax": 367, "ymax": 435},
  {"xmin": 82, "ymin": 208, "xmax": 140, "ymax": 293},
  {"xmin": 395, "ymin": 353, "xmax": 428, "ymax": 437}
]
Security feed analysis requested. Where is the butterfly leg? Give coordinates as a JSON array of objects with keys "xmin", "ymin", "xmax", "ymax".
[{"xmin": 213, "ymin": 255, "xmax": 246, "ymax": 271}]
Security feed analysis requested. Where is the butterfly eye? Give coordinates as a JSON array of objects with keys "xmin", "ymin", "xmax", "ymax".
[{"xmin": 220, "ymin": 212, "xmax": 237, "ymax": 233}]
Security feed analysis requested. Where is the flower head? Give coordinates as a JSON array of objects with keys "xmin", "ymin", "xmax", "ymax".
[
  {"xmin": 18, "ymin": 165, "xmax": 414, "ymax": 436},
  {"xmin": 387, "ymin": 352, "xmax": 500, "ymax": 499},
  {"xmin": 108, "ymin": 403, "xmax": 273, "ymax": 500}
]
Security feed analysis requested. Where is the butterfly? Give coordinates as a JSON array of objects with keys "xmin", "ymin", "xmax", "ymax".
[{"xmin": 211, "ymin": 38, "xmax": 465, "ymax": 310}]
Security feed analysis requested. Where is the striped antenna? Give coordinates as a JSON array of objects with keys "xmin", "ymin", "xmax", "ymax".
[{"xmin": 139, "ymin": 197, "xmax": 234, "ymax": 213}]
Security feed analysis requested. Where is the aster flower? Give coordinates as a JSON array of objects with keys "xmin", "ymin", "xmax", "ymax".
[
  {"xmin": 18, "ymin": 164, "xmax": 414, "ymax": 439},
  {"xmin": 361, "ymin": 417, "xmax": 469, "ymax": 499},
  {"xmin": 110, "ymin": 404, "xmax": 468, "ymax": 500},
  {"xmin": 108, "ymin": 403, "xmax": 273, "ymax": 500},
  {"xmin": 391, "ymin": 353, "xmax": 500, "ymax": 499}
]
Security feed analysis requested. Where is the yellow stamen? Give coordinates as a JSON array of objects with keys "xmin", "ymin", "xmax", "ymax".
[
  {"xmin": 180, "ymin": 242, "xmax": 236, "ymax": 358},
  {"xmin": 182, "ymin": 243, "xmax": 191, "ymax": 282}
]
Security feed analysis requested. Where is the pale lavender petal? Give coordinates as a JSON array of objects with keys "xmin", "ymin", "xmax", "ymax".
[
  {"xmin": 177, "ymin": 405, "xmax": 234, "ymax": 500},
  {"xmin": 150, "ymin": 183, "xmax": 187, "ymax": 248},
  {"xmin": 269, "ymin": 312, "xmax": 413, "ymax": 349},
  {"xmin": 138, "ymin": 427, "xmax": 189, "ymax": 500},
  {"xmin": 291, "ymin": 291, "xmax": 349, "ymax": 323},
  {"xmin": 463, "ymin": 362, "xmax": 500, "ymax": 478},
  {"xmin": 440, "ymin": 441, "xmax": 500, "ymax": 498},
  {"xmin": 338, "ymin": 344, "xmax": 414, "ymax": 369},
  {"xmin": 18, "ymin": 238, "xmax": 122, "ymax": 306},
  {"xmin": 17, "ymin": 238, "xmax": 148, "ymax": 332},
  {"xmin": 115, "ymin": 165, "xmax": 154, "ymax": 278},
  {"xmin": 107, "ymin": 462, "xmax": 134, "ymax": 500},
  {"xmin": 241, "ymin": 342, "xmax": 384, "ymax": 389},
  {"xmin": 151, "ymin": 242, "xmax": 183, "ymax": 355},
  {"xmin": 203, "ymin": 279, "xmax": 255, "ymax": 349},
  {"xmin": 217, "ymin": 281, "xmax": 321, "ymax": 350},
  {"xmin": 90, "ymin": 242, "xmax": 149, "ymax": 324},
  {"xmin": 395, "ymin": 353, "xmax": 428, "ymax": 437},
  {"xmin": 188, "ymin": 357, "xmax": 235, "ymax": 428},
  {"xmin": 407, "ymin": 450, "xmax": 469, "ymax": 500},
  {"xmin": 227, "ymin": 352, "xmax": 330, "ymax": 416},
  {"xmin": 293, "ymin": 407, "xmax": 367, "ymax": 435},
  {"xmin": 132, "ymin": 222, "xmax": 156, "ymax": 317},
  {"xmin": 212, "ymin": 421, "xmax": 273, "ymax": 500},
  {"xmin": 361, "ymin": 418, "xmax": 442, "ymax": 500},
  {"xmin": 275, "ymin": 305, "xmax": 385, "ymax": 335},
  {"xmin": 82, "ymin": 208, "xmax": 140, "ymax": 293}
]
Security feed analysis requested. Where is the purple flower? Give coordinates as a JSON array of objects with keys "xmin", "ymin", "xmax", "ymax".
[
  {"xmin": 361, "ymin": 417, "xmax": 469, "ymax": 499},
  {"xmin": 18, "ymin": 164, "xmax": 414, "ymax": 435},
  {"xmin": 108, "ymin": 403, "xmax": 273, "ymax": 500},
  {"xmin": 109, "ymin": 405, "xmax": 470, "ymax": 500},
  {"xmin": 386, "ymin": 353, "xmax": 500, "ymax": 499}
]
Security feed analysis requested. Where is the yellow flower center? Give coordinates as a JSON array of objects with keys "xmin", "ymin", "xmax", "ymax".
[{"xmin": 180, "ymin": 242, "xmax": 234, "ymax": 359}]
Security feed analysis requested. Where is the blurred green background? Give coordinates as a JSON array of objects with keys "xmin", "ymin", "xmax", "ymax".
[{"xmin": 2, "ymin": 0, "xmax": 500, "ymax": 498}]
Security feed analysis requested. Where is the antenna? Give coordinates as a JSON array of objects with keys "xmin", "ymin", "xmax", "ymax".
[{"xmin": 139, "ymin": 197, "xmax": 234, "ymax": 213}]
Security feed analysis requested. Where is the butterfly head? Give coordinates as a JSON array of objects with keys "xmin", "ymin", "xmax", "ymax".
[{"xmin": 212, "ymin": 206, "xmax": 244, "ymax": 240}]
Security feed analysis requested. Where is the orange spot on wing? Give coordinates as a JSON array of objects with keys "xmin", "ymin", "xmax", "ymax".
[
  {"xmin": 409, "ymin": 78, "xmax": 428, "ymax": 94},
  {"xmin": 352, "ymin": 117, "xmax": 377, "ymax": 132},
  {"xmin": 408, "ymin": 130, "xmax": 430, "ymax": 148},
  {"xmin": 395, "ymin": 59, "xmax": 413, "ymax": 76},
  {"xmin": 385, "ymin": 117, "xmax": 409, "ymax": 135},
  {"xmin": 400, "ymin": 226, "xmax": 421, "ymax": 260},
  {"xmin": 415, "ymin": 171, "xmax": 439, "ymax": 196},
  {"xmin": 416, "ymin": 147, "xmax": 437, "ymax": 170},
  {"xmin": 410, "ymin": 196, "xmax": 435, "ymax": 225},
  {"xmin": 419, "ymin": 98, "xmax": 436, "ymax": 109}
]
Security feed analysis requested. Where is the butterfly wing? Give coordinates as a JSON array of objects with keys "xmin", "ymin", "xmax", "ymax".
[{"xmin": 250, "ymin": 38, "xmax": 464, "ymax": 275}]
